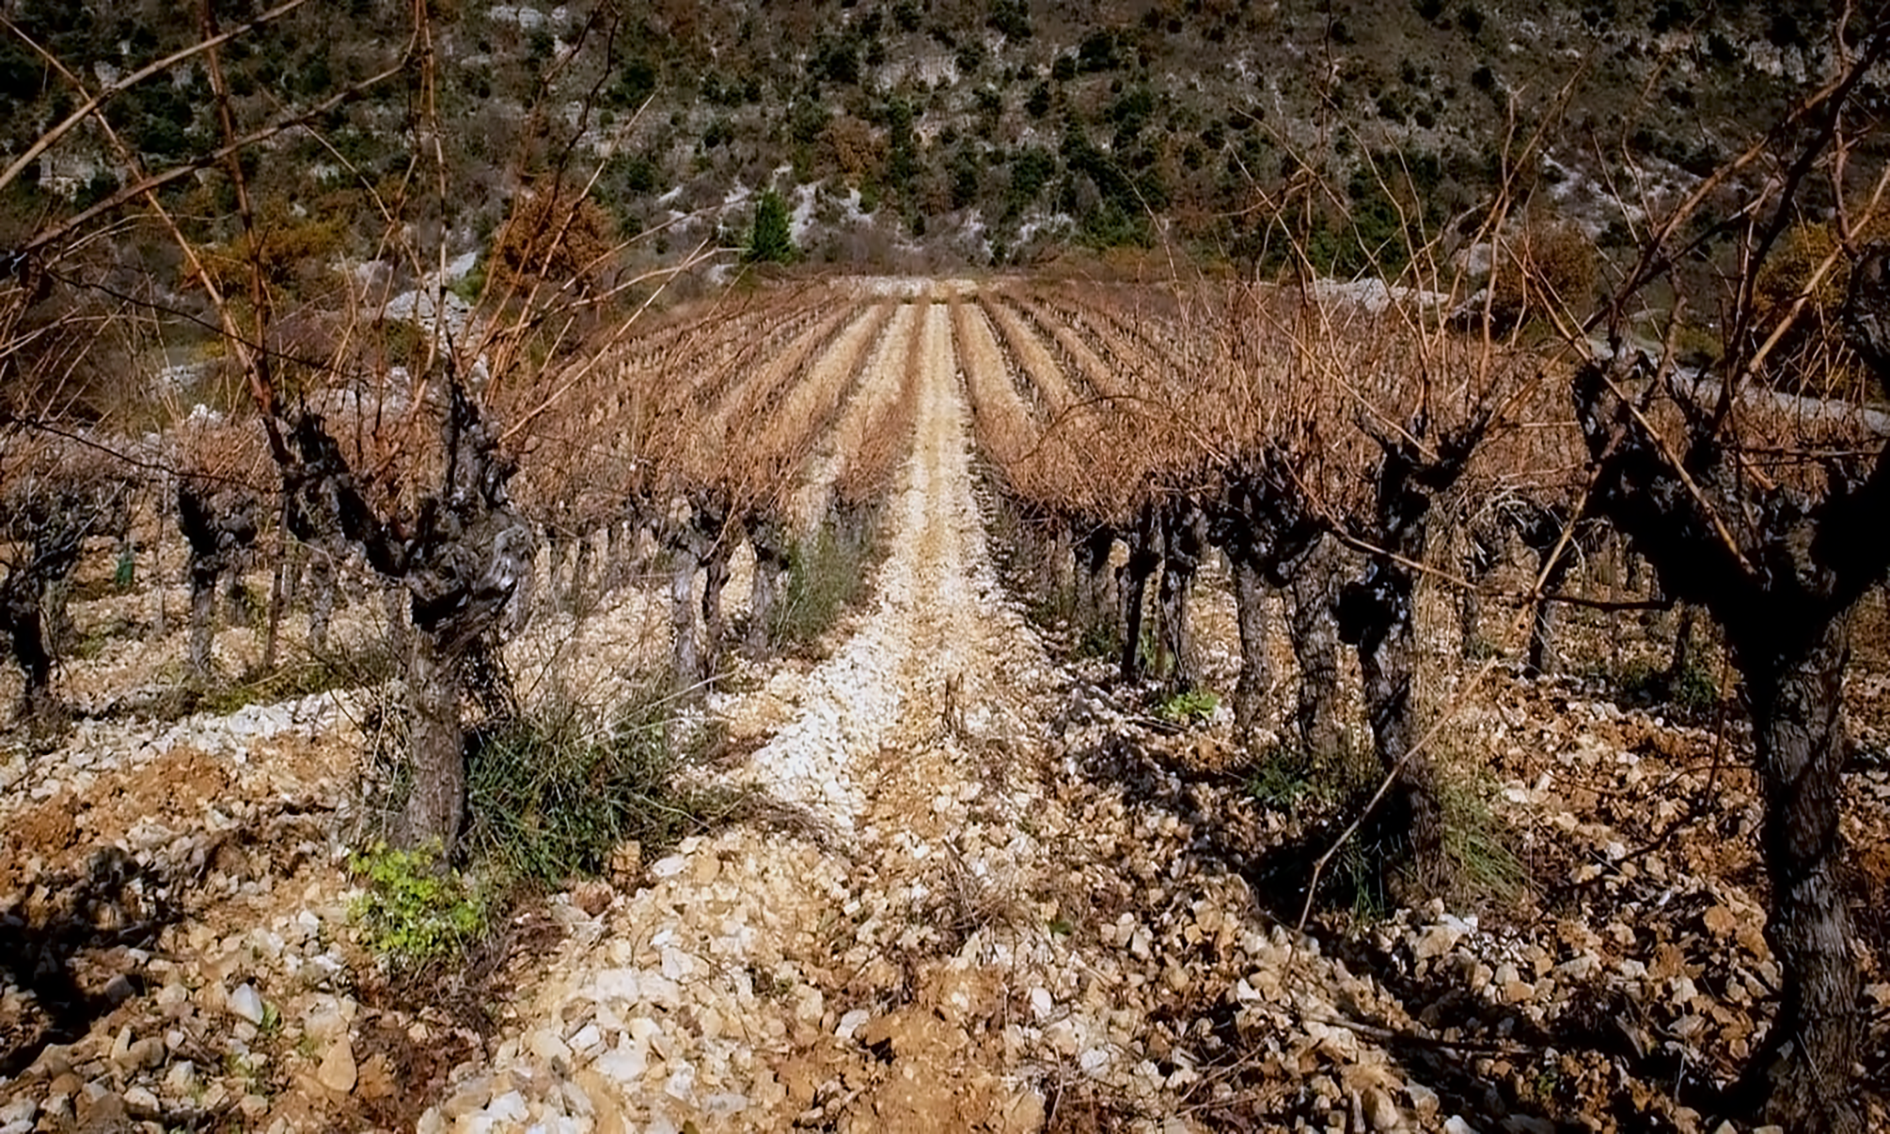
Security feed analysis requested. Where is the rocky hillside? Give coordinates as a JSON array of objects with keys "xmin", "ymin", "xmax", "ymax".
[{"xmin": 0, "ymin": 0, "xmax": 1872, "ymax": 284}]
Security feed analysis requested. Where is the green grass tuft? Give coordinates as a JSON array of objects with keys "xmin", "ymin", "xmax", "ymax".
[
  {"xmin": 190, "ymin": 646, "xmax": 399, "ymax": 717},
  {"xmin": 769, "ymin": 512, "xmax": 881, "ymax": 651},
  {"xmin": 1439, "ymin": 771, "xmax": 1528, "ymax": 906},
  {"xmin": 459, "ymin": 679, "xmax": 754, "ymax": 888}
]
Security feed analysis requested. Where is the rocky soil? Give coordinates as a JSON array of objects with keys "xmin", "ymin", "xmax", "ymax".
[{"xmin": 1, "ymin": 292, "xmax": 1887, "ymax": 1134}]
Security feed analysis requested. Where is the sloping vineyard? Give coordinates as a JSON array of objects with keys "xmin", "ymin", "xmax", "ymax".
[{"xmin": 6, "ymin": 268, "xmax": 1889, "ymax": 1134}]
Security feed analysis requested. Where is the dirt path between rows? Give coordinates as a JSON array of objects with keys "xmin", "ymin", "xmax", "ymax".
[{"xmin": 442, "ymin": 296, "xmax": 1077, "ymax": 1131}]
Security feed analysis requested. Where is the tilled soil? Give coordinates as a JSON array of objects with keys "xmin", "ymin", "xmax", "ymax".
[{"xmin": 1, "ymin": 287, "xmax": 1887, "ymax": 1134}]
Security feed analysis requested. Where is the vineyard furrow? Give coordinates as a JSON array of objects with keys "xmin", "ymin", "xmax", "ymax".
[
  {"xmin": 977, "ymin": 295, "xmax": 1088, "ymax": 417},
  {"xmin": 955, "ymin": 297, "xmax": 1043, "ymax": 469},
  {"xmin": 485, "ymin": 299, "xmax": 1085, "ymax": 1130},
  {"xmin": 697, "ymin": 306, "xmax": 853, "ymax": 435},
  {"xmin": 792, "ymin": 302, "xmax": 919, "ymax": 535}
]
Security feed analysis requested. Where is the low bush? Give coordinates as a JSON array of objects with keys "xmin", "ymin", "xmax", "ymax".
[
  {"xmin": 1156, "ymin": 688, "xmax": 1218, "ymax": 724},
  {"xmin": 460, "ymin": 682, "xmax": 753, "ymax": 887},
  {"xmin": 1613, "ymin": 658, "xmax": 1721, "ymax": 713},
  {"xmin": 1248, "ymin": 740, "xmax": 1524, "ymax": 916}
]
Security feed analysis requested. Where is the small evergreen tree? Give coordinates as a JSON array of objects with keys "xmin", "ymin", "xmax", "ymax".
[{"xmin": 744, "ymin": 190, "xmax": 795, "ymax": 264}]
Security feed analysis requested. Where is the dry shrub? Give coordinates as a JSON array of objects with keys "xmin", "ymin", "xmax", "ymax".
[
  {"xmin": 1746, "ymin": 218, "xmax": 1890, "ymax": 396},
  {"xmin": 1487, "ymin": 219, "xmax": 1597, "ymax": 329},
  {"xmin": 822, "ymin": 116, "xmax": 885, "ymax": 181},
  {"xmin": 1755, "ymin": 222, "xmax": 1851, "ymax": 318},
  {"xmin": 489, "ymin": 185, "xmax": 616, "ymax": 286},
  {"xmin": 187, "ymin": 203, "xmax": 346, "ymax": 298}
]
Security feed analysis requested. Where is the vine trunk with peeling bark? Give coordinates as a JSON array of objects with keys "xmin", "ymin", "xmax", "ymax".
[
  {"xmin": 175, "ymin": 478, "xmax": 261, "ymax": 676},
  {"xmin": 1571, "ymin": 279, "xmax": 1890, "ymax": 1129},
  {"xmin": 1209, "ymin": 458, "xmax": 1329, "ymax": 748},
  {"xmin": 1335, "ymin": 418, "xmax": 1485, "ymax": 895},
  {"xmin": 283, "ymin": 381, "xmax": 532, "ymax": 856}
]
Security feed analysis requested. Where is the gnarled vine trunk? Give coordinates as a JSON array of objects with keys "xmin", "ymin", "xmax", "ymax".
[
  {"xmin": 700, "ymin": 525, "xmax": 737, "ymax": 681},
  {"xmin": 1, "ymin": 574, "xmax": 52, "ymax": 723},
  {"xmin": 1458, "ymin": 522, "xmax": 1500, "ymax": 660},
  {"xmin": 1524, "ymin": 545, "xmax": 1575, "ymax": 678},
  {"xmin": 176, "ymin": 478, "xmax": 261, "ymax": 677},
  {"xmin": 1155, "ymin": 498, "xmax": 1206, "ymax": 693},
  {"xmin": 1209, "ymin": 461, "xmax": 1332, "ymax": 751},
  {"xmin": 302, "ymin": 537, "xmax": 346, "ymax": 653},
  {"xmin": 1289, "ymin": 539, "xmax": 1346, "ymax": 762},
  {"xmin": 283, "ymin": 382, "xmax": 531, "ymax": 857},
  {"xmin": 1116, "ymin": 504, "xmax": 1160, "ymax": 684},
  {"xmin": 1227, "ymin": 542, "xmax": 1270, "ymax": 743},
  {"xmin": 668, "ymin": 545, "xmax": 701, "ymax": 688},
  {"xmin": 663, "ymin": 499, "xmax": 729, "ymax": 693},
  {"xmin": 1335, "ymin": 423, "xmax": 1484, "ymax": 894},
  {"xmin": 1338, "ymin": 555, "xmax": 1444, "ymax": 884},
  {"xmin": 1731, "ymin": 613, "xmax": 1860, "ymax": 1132},
  {"xmin": 1074, "ymin": 522, "xmax": 1116, "ymax": 636},
  {"xmin": 398, "ymin": 629, "xmax": 467, "ymax": 851},
  {"xmin": 747, "ymin": 513, "xmax": 790, "ymax": 653},
  {"xmin": 1570, "ymin": 312, "xmax": 1890, "ymax": 1130},
  {"xmin": 1515, "ymin": 507, "xmax": 1588, "ymax": 679}
]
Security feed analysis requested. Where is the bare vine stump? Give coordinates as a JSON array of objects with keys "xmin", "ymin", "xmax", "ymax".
[
  {"xmin": 1458, "ymin": 524, "xmax": 1499, "ymax": 659},
  {"xmin": 668, "ymin": 546, "xmax": 701, "ymax": 691},
  {"xmin": 305, "ymin": 542, "xmax": 340, "ymax": 654},
  {"xmin": 1732, "ymin": 613, "xmax": 1863, "ymax": 1133},
  {"xmin": 1116, "ymin": 505, "xmax": 1160, "ymax": 684},
  {"xmin": 1229, "ymin": 545, "xmax": 1270, "ymax": 745},
  {"xmin": 502, "ymin": 546, "xmax": 536, "ymax": 639},
  {"xmin": 1040, "ymin": 518, "xmax": 1073, "ymax": 608},
  {"xmin": 188, "ymin": 557, "xmax": 219, "ymax": 675},
  {"xmin": 1665, "ymin": 604, "xmax": 1697, "ymax": 688},
  {"xmin": 395, "ymin": 630, "xmax": 467, "ymax": 853},
  {"xmin": 1156, "ymin": 499, "xmax": 1206, "ymax": 693},
  {"xmin": 1338, "ymin": 559, "xmax": 1446, "ymax": 892},
  {"xmin": 747, "ymin": 515, "xmax": 790, "ymax": 653},
  {"xmin": 1075, "ymin": 523, "xmax": 1116, "ymax": 635},
  {"xmin": 701, "ymin": 535, "xmax": 735, "ymax": 680},
  {"xmin": 1289, "ymin": 540, "xmax": 1346, "ymax": 762},
  {"xmin": 221, "ymin": 565, "xmax": 250, "ymax": 626},
  {"xmin": 176, "ymin": 479, "xmax": 261, "ymax": 677},
  {"xmin": 3, "ymin": 576, "xmax": 53, "ymax": 724},
  {"xmin": 568, "ymin": 532, "xmax": 594, "ymax": 611}
]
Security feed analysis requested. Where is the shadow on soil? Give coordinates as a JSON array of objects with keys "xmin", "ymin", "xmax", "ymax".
[
  {"xmin": 0, "ymin": 847, "xmax": 186, "ymax": 1079},
  {"xmin": 1061, "ymin": 717, "xmax": 1760, "ymax": 1133}
]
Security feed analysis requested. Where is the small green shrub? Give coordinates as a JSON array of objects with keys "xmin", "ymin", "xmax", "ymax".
[
  {"xmin": 449, "ymin": 258, "xmax": 487, "ymax": 303},
  {"xmin": 1614, "ymin": 659, "xmax": 1720, "ymax": 712},
  {"xmin": 1157, "ymin": 689, "xmax": 1219, "ymax": 724},
  {"xmin": 348, "ymin": 841, "xmax": 488, "ymax": 970},
  {"xmin": 1247, "ymin": 750, "xmax": 1318, "ymax": 810},
  {"xmin": 1244, "ymin": 737, "xmax": 1377, "ymax": 811}
]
